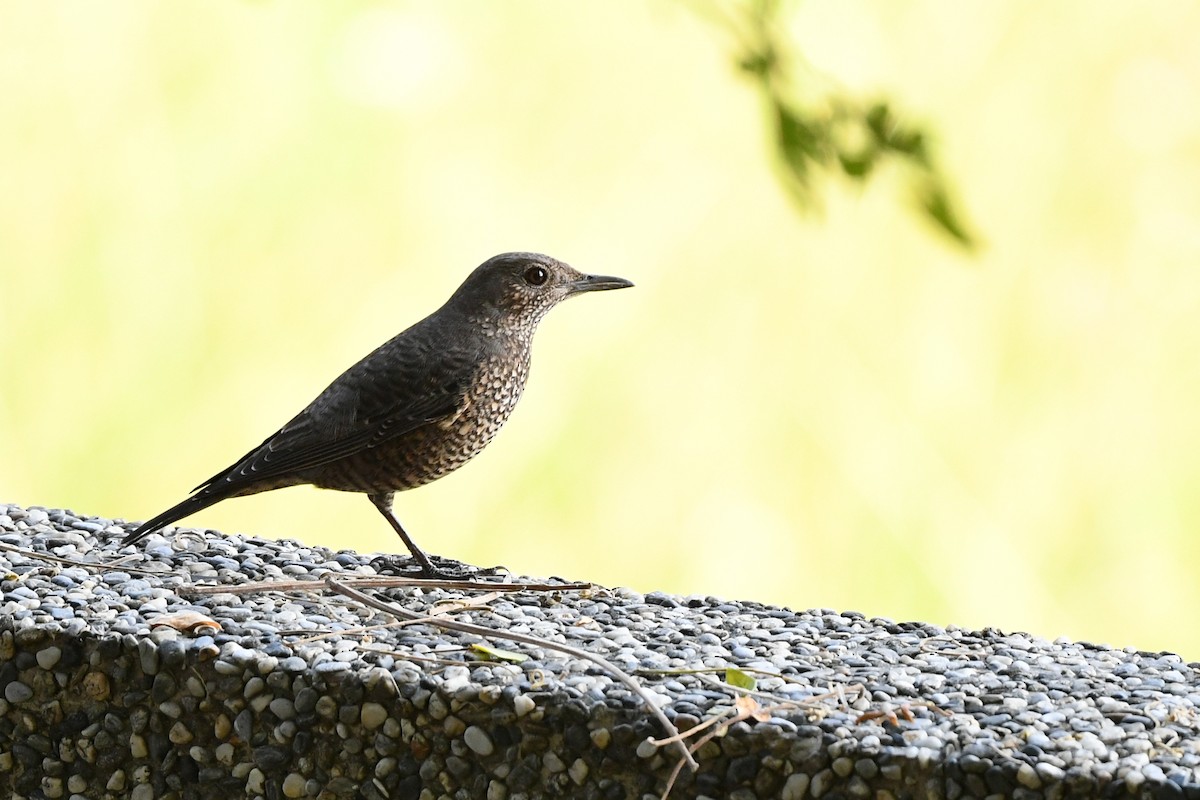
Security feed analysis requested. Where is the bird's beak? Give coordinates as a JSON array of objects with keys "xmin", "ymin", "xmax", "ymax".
[{"xmin": 567, "ymin": 274, "xmax": 635, "ymax": 294}]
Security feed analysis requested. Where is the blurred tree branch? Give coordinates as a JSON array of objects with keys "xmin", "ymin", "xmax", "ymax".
[{"xmin": 697, "ymin": 0, "xmax": 977, "ymax": 248}]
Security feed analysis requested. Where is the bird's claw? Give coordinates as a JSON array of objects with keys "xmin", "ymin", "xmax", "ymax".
[{"xmin": 369, "ymin": 554, "xmax": 497, "ymax": 581}]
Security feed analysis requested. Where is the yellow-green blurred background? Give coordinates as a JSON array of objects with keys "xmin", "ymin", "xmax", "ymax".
[{"xmin": 3, "ymin": 2, "xmax": 1200, "ymax": 657}]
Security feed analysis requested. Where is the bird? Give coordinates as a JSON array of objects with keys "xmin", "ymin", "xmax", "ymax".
[{"xmin": 123, "ymin": 252, "xmax": 633, "ymax": 577}]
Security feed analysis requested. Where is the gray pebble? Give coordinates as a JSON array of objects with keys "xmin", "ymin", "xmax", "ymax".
[
  {"xmin": 360, "ymin": 703, "xmax": 387, "ymax": 730},
  {"xmin": 513, "ymin": 694, "xmax": 535, "ymax": 717},
  {"xmin": 36, "ymin": 647, "xmax": 62, "ymax": 670},
  {"xmin": 810, "ymin": 768, "xmax": 834, "ymax": 797},
  {"xmin": 4, "ymin": 682, "xmax": 33, "ymax": 703},
  {"xmin": 314, "ymin": 661, "xmax": 350, "ymax": 675},
  {"xmin": 245, "ymin": 768, "xmax": 265, "ymax": 795},
  {"xmin": 269, "ymin": 697, "xmax": 295, "ymax": 720},
  {"xmin": 568, "ymin": 757, "xmax": 589, "ymax": 785},
  {"xmin": 280, "ymin": 656, "xmax": 307, "ymax": 672},
  {"xmin": 281, "ymin": 773, "xmax": 306, "ymax": 798},
  {"xmin": 128, "ymin": 735, "xmax": 147, "ymax": 759},
  {"xmin": 464, "ymin": 725, "xmax": 494, "ymax": 756},
  {"xmin": 1017, "ymin": 763, "xmax": 1040, "ymax": 789},
  {"xmin": 168, "ymin": 722, "xmax": 192, "ymax": 744},
  {"xmin": 781, "ymin": 773, "xmax": 810, "ymax": 800}
]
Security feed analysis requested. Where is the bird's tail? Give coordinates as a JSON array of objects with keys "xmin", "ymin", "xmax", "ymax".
[{"xmin": 122, "ymin": 491, "xmax": 227, "ymax": 547}]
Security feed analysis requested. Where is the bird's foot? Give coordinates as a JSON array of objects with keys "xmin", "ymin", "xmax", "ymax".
[{"xmin": 369, "ymin": 554, "xmax": 505, "ymax": 581}]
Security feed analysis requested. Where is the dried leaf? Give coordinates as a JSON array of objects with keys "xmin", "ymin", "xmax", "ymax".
[
  {"xmin": 734, "ymin": 694, "xmax": 772, "ymax": 723},
  {"xmin": 149, "ymin": 611, "xmax": 222, "ymax": 634}
]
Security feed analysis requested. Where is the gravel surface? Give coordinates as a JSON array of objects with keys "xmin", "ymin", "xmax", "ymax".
[{"xmin": 2, "ymin": 502, "xmax": 1199, "ymax": 799}]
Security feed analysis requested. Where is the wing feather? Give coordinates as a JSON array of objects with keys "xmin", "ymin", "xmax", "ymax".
[{"xmin": 195, "ymin": 333, "xmax": 480, "ymax": 494}]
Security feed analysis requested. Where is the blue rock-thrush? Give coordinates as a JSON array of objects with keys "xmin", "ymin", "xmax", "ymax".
[{"xmin": 123, "ymin": 252, "xmax": 633, "ymax": 576}]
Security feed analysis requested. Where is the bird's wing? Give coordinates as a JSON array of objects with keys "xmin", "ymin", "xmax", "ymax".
[{"xmin": 195, "ymin": 339, "xmax": 480, "ymax": 494}]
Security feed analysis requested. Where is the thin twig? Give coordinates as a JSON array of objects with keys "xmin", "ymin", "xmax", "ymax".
[
  {"xmin": 182, "ymin": 576, "xmax": 591, "ymax": 596},
  {"xmin": 636, "ymin": 663, "xmax": 844, "ymax": 688},
  {"xmin": 649, "ymin": 705, "xmax": 735, "ymax": 747},
  {"xmin": 324, "ymin": 576, "xmax": 698, "ymax": 772},
  {"xmin": 0, "ymin": 541, "xmax": 163, "ymax": 575},
  {"xmin": 285, "ymin": 593, "xmax": 508, "ymax": 645},
  {"xmin": 657, "ymin": 697, "xmax": 791, "ymax": 800},
  {"xmin": 359, "ymin": 649, "xmax": 476, "ymax": 668},
  {"xmin": 694, "ymin": 672, "xmax": 867, "ymax": 714},
  {"xmin": 287, "ymin": 615, "xmax": 433, "ymax": 645}
]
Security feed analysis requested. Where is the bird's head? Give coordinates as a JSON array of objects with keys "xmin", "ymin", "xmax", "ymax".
[{"xmin": 448, "ymin": 252, "xmax": 633, "ymax": 334}]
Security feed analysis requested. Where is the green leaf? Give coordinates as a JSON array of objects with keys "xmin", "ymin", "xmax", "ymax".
[
  {"xmin": 775, "ymin": 103, "xmax": 823, "ymax": 176},
  {"xmin": 837, "ymin": 147, "xmax": 876, "ymax": 179},
  {"xmin": 886, "ymin": 128, "xmax": 929, "ymax": 164},
  {"xmin": 470, "ymin": 643, "xmax": 528, "ymax": 663},
  {"xmin": 916, "ymin": 179, "xmax": 977, "ymax": 249},
  {"xmin": 725, "ymin": 666, "xmax": 758, "ymax": 691},
  {"xmin": 705, "ymin": 0, "xmax": 979, "ymax": 249},
  {"xmin": 739, "ymin": 44, "xmax": 777, "ymax": 77},
  {"xmin": 865, "ymin": 102, "xmax": 892, "ymax": 140}
]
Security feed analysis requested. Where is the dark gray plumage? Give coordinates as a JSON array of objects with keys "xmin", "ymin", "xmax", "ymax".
[{"xmin": 123, "ymin": 252, "xmax": 632, "ymax": 576}]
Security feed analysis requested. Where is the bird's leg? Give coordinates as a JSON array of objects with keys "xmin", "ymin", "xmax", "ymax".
[{"xmin": 368, "ymin": 493, "xmax": 455, "ymax": 579}]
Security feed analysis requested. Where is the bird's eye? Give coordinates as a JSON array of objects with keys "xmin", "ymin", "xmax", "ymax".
[{"xmin": 523, "ymin": 266, "xmax": 549, "ymax": 286}]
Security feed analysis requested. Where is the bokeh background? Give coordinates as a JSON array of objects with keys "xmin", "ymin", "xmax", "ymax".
[{"xmin": 3, "ymin": 2, "xmax": 1200, "ymax": 657}]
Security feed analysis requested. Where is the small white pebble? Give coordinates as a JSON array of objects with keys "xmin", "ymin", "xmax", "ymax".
[{"xmin": 513, "ymin": 694, "xmax": 535, "ymax": 717}]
